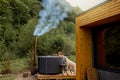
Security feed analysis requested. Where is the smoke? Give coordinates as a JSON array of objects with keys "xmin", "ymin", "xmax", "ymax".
[{"xmin": 33, "ymin": 0, "xmax": 73, "ymax": 36}]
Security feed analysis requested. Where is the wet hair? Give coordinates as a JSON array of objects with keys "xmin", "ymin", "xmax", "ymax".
[{"xmin": 57, "ymin": 51, "xmax": 63, "ymax": 55}]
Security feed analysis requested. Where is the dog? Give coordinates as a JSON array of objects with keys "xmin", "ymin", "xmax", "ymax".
[{"xmin": 63, "ymin": 56, "xmax": 76, "ymax": 75}]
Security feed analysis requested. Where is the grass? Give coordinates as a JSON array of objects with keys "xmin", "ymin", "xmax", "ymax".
[
  {"xmin": 0, "ymin": 74, "xmax": 15, "ymax": 80},
  {"xmin": 11, "ymin": 58, "xmax": 29, "ymax": 72},
  {"xmin": 0, "ymin": 58, "xmax": 29, "ymax": 80},
  {"xmin": 0, "ymin": 55, "xmax": 76, "ymax": 80}
]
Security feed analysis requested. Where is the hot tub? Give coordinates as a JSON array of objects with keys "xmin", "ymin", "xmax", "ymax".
[{"xmin": 38, "ymin": 56, "xmax": 64, "ymax": 75}]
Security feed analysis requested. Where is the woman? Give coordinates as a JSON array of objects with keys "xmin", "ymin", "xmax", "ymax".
[{"xmin": 57, "ymin": 51, "xmax": 76, "ymax": 75}]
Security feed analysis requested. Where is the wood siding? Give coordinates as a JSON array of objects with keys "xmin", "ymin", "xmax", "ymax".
[
  {"xmin": 76, "ymin": 0, "xmax": 120, "ymax": 28},
  {"xmin": 76, "ymin": 0, "xmax": 120, "ymax": 80},
  {"xmin": 76, "ymin": 22, "xmax": 93, "ymax": 80}
]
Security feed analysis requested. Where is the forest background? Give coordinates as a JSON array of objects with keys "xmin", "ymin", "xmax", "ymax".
[{"xmin": 0, "ymin": 0, "xmax": 81, "ymax": 76}]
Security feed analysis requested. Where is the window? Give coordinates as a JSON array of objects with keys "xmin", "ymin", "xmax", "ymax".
[
  {"xmin": 92, "ymin": 21, "xmax": 120, "ymax": 71},
  {"xmin": 105, "ymin": 23, "xmax": 120, "ymax": 69}
]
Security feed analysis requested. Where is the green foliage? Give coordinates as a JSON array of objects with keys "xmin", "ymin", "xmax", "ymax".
[
  {"xmin": 0, "ymin": 0, "xmax": 13, "ymax": 24},
  {"xmin": 63, "ymin": 21, "xmax": 75, "ymax": 35},
  {"xmin": 0, "ymin": 40, "xmax": 12, "ymax": 74},
  {"xmin": 37, "ymin": 35, "xmax": 52, "ymax": 55},
  {"xmin": 26, "ymin": 49, "xmax": 34, "ymax": 69},
  {"xmin": 0, "ymin": 40, "xmax": 6, "ymax": 59},
  {"xmin": 36, "ymin": 20, "xmax": 76, "ymax": 56},
  {"xmin": 29, "ymin": 0, "xmax": 41, "ymax": 17},
  {"xmin": 50, "ymin": 36, "xmax": 64, "ymax": 51},
  {"xmin": 0, "ymin": 0, "xmax": 81, "ymax": 60},
  {"xmin": 9, "ymin": 0, "xmax": 30, "ymax": 26},
  {"xmin": 64, "ymin": 6, "xmax": 82, "ymax": 22},
  {"xmin": 0, "ymin": 74, "xmax": 15, "ymax": 80},
  {"xmin": 17, "ymin": 18, "xmax": 38, "ymax": 57},
  {"xmin": 1, "ymin": 59, "xmax": 11, "ymax": 74},
  {"xmin": 0, "ymin": 0, "xmax": 82, "ymax": 76},
  {"xmin": 11, "ymin": 58, "xmax": 29, "ymax": 72},
  {"xmin": 0, "ymin": 0, "xmax": 40, "ymax": 58}
]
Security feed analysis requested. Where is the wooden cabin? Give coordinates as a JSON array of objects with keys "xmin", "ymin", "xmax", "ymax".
[{"xmin": 76, "ymin": 0, "xmax": 120, "ymax": 80}]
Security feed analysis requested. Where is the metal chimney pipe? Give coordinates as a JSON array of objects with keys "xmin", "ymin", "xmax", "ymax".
[
  {"xmin": 34, "ymin": 36, "xmax": 37, "ymax": 67},
  {"xmin": 31, "ymin": 36, "xmax": 37, "ymax": 75}
]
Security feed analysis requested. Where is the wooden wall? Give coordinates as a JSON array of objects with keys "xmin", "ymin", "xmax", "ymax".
[
  {"xmin": 76, "ymin": 0, "xmax": 120, "ymax": 80},
  {"xmin": 76, "ymin": 24, "xmax": 92, "ymax": 80},
  {"xmin": 76, "ymin": 0, "xmax": 120, "ymax": 28}
]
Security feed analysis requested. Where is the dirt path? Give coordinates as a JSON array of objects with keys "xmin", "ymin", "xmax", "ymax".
[{"xmin": 15, "ymin": 72, "xmax": 37, "ymax": 80}]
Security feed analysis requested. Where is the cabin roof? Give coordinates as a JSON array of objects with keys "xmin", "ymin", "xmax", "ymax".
[{"xmin": 76, "ymin": 0, "xmax": 120, "ymax": 28}]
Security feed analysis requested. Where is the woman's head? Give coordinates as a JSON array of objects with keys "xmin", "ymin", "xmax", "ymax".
[{"xmin": 57, "ymin": 51, "xmax": 63, "ymax": 57}]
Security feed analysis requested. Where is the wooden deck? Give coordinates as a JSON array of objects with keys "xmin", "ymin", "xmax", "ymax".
[{"xmin": 37, "ymin": 73, "xmax": 76, "ymax": 80}]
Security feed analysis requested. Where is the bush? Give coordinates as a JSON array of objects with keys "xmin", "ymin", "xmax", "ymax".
[
  {"xmin": 0, "ymin": 52, "xmax": 12, "ymax": 74},
  {"xmin": 1, "ymin": 60, "xmax": 11, "ymax": 74}
]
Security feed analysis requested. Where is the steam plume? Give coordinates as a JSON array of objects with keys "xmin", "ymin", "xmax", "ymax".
[{"xmin": 33, "ymin": 0, "xmax": 73, "ymax": 36}]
